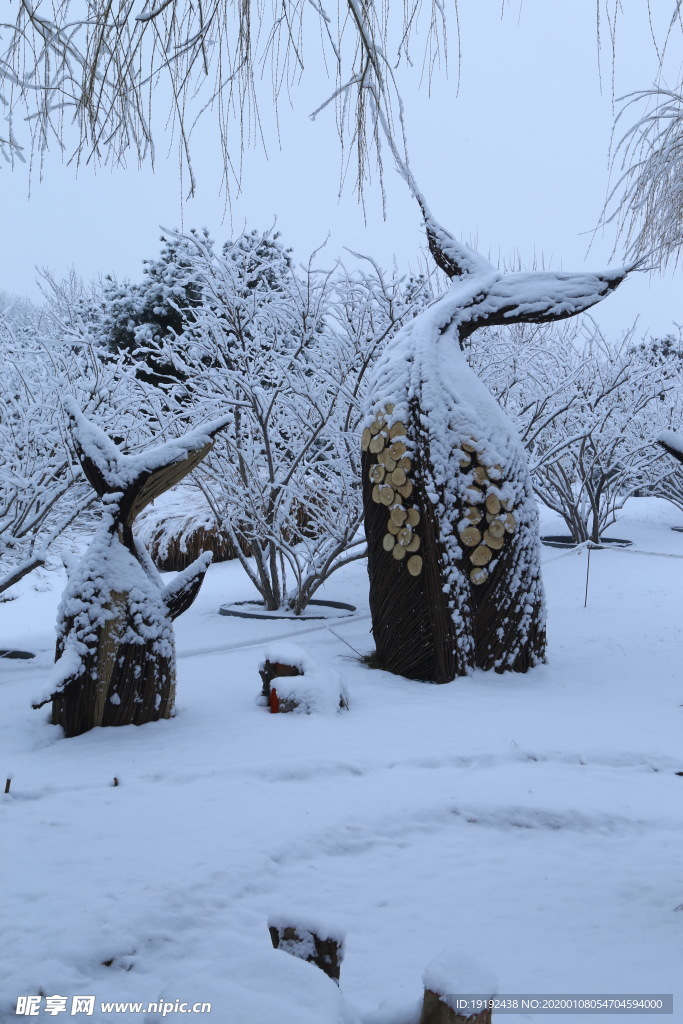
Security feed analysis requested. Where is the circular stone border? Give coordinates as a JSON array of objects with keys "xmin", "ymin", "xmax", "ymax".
[
  {"xmin": 219, "ymin": 598, "xmax": 357, "ymax": 620},
  {"xmin": 540, "ymin": 535, "xmax": 633, "ymax": 550},
  {"xmin": 0, "ymin": 649, "xmax": 36, "ymax": 660}
]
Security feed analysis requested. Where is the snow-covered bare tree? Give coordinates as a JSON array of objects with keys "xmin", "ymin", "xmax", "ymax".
[
  {"xmin": 33, "ymin": 405, "xmax": 230, "ymax": 738},
  {"xmin": 523, "ymin": 331, "xmax": 675, "ymax": 544},
  {"xmin": 141, "ymin": 230, "xmax": 428, "ymax": 613},
  {"xmin": 468, "ymin": 320, "xmax": 679, "ymax": 544},
  {"xmin": 0, "ymin": 310, "xmax": 147, "ymax": 597},
  {"xmin": 362, "ymin": 197, "xmax": 629, "ymax": 683}
]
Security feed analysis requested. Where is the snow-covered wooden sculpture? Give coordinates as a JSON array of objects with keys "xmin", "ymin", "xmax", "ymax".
[
  {"xmin": 34, "ymin": 401, "xmax": 230, "ymax": 737},
  {"xmin": 658, "ymin": 430, "xmax": 683, "ymax": 470},
  {"xmin": 362, "ymin": 200, "xmax": 628, "ymax": 682}
]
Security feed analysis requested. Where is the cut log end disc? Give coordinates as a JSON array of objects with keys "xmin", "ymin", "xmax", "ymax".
[
  {"xmin": 389, "ymin": 441, "xmax": 407, "ymax": 458},
  {"xmin": 407, "ymin": 555, "xmax": 423, "ymax": 576},
  {"xmin": 361, "ymin": 428, "xmax": 372, "ymax": 451},
  {"xmin": 370, "ymin": 419, "xmax": 383, "ymax": 435},
  {"xmin": 470, "ymin": 544, "xmax": 493, "ymax": 566},
  {"xmin": 385, "ymin": 403, "xmax": 395, "ymax": 415},
  {"xmin": 392, "ymin": 544, "xmax": 406, "ymax": 561},
  {"xmin": 485, "ymin": 494, "xmax": 501, "ymax": 515},
  {"xmin": 406, "ymin": 507, "xmax": 420, "ymax": 527},
  {"xmin": 488, "ymin": 519, "xmax": 505, "ymax": 538},
  {"xmin": 470, "ymin": 566, "xmax": 489, "ymax": 586},
  {"xmin": 502, "ymin": 496, "xmax": 514, "ymax": 511},
  {"xmin": 397, "ymin": 480, "xmax": 413, "ymax": 499},
  {"xmin": 369, "ymin": 464, "xmax": 385, "ymax": 484},
  {"xmin": 398, "ymin": 456, "xmax": 412, "ymax": 472},
  {"xmin": 473, "ymin": 465, "xmax": 488, "ymax": 485},
  {"xmin": 391, "ymin": 467, "xmax": 407, "ymax": 486},
  {"xmin": 379, "ymin": 484, "xmax": 395, "ymax": 506},
  {"xmin": 398, "ymin": 526, "xmax": 413, "ymax": 546},
  {"xmin": 389, "ymin": 421, "xmax": 407, "ymax": 439},
  {"xmin": 505, "ymin": 512, "xmax": 517, "ymax": 533},
  {"xmin": 390, "ymin": 506, "xmax": 408, "ymax": 527},
  {"xmin": 371, "ymin": 485, "xmax": 382, "ymax": 504},
  {"xmin": 461, "ymin": 441, "xmax": 477, "ymax": 453},
  {"xmin": 459, "ymin": 455, "xmax": 472, "ymax": 469},
  {"xmin": 466, "ymin": 506, "xmax": 483, "ymax": 524},
  {"xmin": 488, "ymin": 464, "xmax": 503, "ymax": 480},
  {"xmin": 406, "ymin": 534, "xmax": 421, "ymax": 553},
  {"xmin": 382, "ymin": 533, "xmax": 396, "ymax": 552},
  {"xmin": 387, "ymin": 518, "xmax": 401, "ymax": 535},
  {"xmin": 459, "ymin": 525, "xmax": 482, "ymax": 547},
  {"xmin": 369, "ymin": 435, "xmax": 385, "ymax": 454},
  {"xmin": 484, "ymin": 529, "xmax": 504, "ymax": 550}
]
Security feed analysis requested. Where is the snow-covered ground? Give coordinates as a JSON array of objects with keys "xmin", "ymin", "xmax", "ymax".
[{"xmin": 1, "ymin": 498, "xmax": 681, "ymax": 1023}]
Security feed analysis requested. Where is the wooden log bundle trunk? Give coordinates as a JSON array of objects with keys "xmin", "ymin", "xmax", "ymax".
[
  {"xmin": 33, "ymin": 404, "xmax": 230, "ymax": 737},
  {"xmin": 363, "ymin": 199, "xmax": 627, "ymax": 683}
]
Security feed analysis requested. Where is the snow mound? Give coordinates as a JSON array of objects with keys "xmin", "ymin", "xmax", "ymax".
[{"xmin": 149, "ymin": 947, "xmax": 361, "ymax": 1024}]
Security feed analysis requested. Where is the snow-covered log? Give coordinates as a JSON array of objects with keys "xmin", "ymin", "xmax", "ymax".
[
  {"xmin": 34, "ymin": 403, "xmax": 230, "ymax": 738},
  {"xmin": 362, "ymin": 203, "xmax": 628, "ymax": 682}
]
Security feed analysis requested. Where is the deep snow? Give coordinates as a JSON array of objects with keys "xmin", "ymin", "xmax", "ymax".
[{"xmin": 0, "ymin": 498, "xmax": 680, "ymax": 1022}]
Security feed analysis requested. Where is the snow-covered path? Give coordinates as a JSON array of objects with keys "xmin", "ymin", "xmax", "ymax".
[{"xmin": 1, "ymin": 499, "xmax": 680, "ymax": 1023}]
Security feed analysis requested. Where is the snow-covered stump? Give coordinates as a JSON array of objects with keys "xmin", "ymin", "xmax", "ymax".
[
  {"xmin": 363, "ymin": 200, "xmax": 628, "ymax": 682},
  {"xmin": 33, "ymin": 403, "xmax": 230, "ymax": 738},
  {"xmin": 419, "ymin": 949, "xmax": 497, "ymax": 1024},
  {"xmin": 268, "ymin": 918, "xmax": 345, "ymax": 982},
  {"xmin": 259, "ymin": 644, "xmax": 349, "ymax": 714}
]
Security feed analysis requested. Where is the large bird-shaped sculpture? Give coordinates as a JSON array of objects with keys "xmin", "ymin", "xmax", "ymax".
[
  {"xmin": 34, "ymin": 402, "xmax": 230, "ymax": 737},
  {"xmin": 362, "ymin": 197, "xmax": 629, "ymax": 683}
]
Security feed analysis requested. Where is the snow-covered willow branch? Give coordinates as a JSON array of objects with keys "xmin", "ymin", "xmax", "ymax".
[
  {"xmin": 605, "ymin": 86, "xmax": 683, "ymax": 268},
  {"xmin": 1, "ymin": 0, "xmax": 453, "ymax": 199}
]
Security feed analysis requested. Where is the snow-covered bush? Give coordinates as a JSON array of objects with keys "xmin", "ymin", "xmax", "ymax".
[
  {"xmin": 143, "ymin": 230, "xmax": 428, "ymax": 613},
  {"xmin": 470, "ymin": 322, "xmax": 677, "ymax": 543}
]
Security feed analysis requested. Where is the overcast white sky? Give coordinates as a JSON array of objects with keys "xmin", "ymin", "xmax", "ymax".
[{"xmin": 2, "ymin": 0, "xmax": 681, "ymax": 341}]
